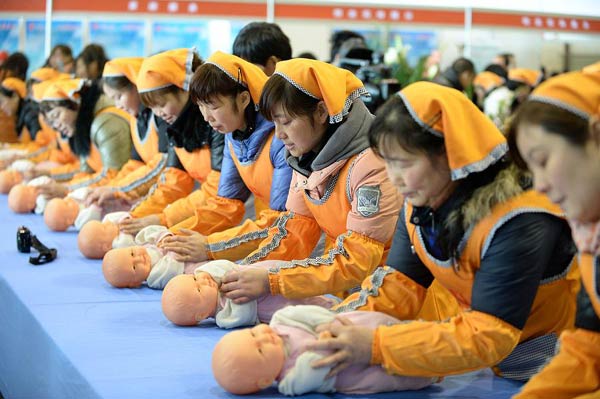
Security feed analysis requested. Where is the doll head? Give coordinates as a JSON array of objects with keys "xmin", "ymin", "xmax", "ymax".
[
  {"xmin": 78, "ymin": 220, "xmax": 119, "ymax": 259},
  {"xmin": 212, "ymin": 323, "xmax": 286, "ymax": 394},
  {"xmin": 161, "ymin": 273, "xmax": 218, "ymax": 326},
  {"xmin": 102, "ymin": 246, "xmax": 152, "ymax": 288},
  {"xmin": 0, "ymin": 169, "xmax": 23, "ymax": 193},
  {"xmin": 44, "ymin": 197, "xmax": 80, "ymax": 231},
  {"xmin": 7, "ymin": 184, "xmax": 37, "ymax": 213}
]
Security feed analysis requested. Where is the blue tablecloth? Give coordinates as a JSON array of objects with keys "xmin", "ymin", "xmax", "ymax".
[{"xmin": 0, "ymin": 194, "xmax": 524, "ymax": 398}]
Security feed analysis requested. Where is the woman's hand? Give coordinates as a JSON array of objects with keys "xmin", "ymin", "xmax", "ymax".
[
  {"xmin": 119, "ymin": 214, "xmax": 162, "ymax": 235},
  {"xmin": 158, "ymin": 229, "xmax": 208, "ymax": 263},
  {"xmin": 220, "ymin": 268, "xmax": 269, "ymax": 304},
  {"xmin": 36, "ymin": 182, "xmax": 69, "ymax": 199},
  {"xmin": 307, "ymin": 317, "xmax": 374, "ymax": 378}
]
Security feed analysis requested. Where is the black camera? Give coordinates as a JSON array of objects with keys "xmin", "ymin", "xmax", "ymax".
[
  {"xmin": 355, "ymin": 64, "xmax": 401, "ymax": 114},
  {"xmin": 16, "ymin": 226, "xmax": 57, "ymax": 265}
]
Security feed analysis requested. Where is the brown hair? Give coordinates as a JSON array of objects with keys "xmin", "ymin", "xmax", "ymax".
[
  {"xmin": 189, "ymin": 63, "xmax": 245, "ymax": 106},
  {"xmin": 507, "ymin": 100, "xmax": 588, "ymax": 169},
  {"xmin": 259, "ymin": 74, "xmax": 320, "ymax": 121}
]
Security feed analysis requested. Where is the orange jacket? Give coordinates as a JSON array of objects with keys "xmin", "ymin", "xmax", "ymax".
[
  {"xmin": 227, "ymin": 148, "xmax": 400, "ymax": 299},
  {"xmin": 337, "ymin": 190, "xmax": 579, "ymax": 380}
]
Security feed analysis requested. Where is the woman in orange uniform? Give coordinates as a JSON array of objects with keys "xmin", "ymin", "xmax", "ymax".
[
  {"xmin": 116, "ymin": 48, "xmax": 224, "ymax": 230},
  {"xmin": 218, "ymin": 59, "xmax": 401, "ymax": 302},
  {"xmin": 83, "ymin": 57, "xmax": 171, "ymax": 209},
  {"xmin": 306, "ymin": 81, "xmax": 579, "ymax": 383},
  {"xmin": 509, "ymin": 70, "xmax": 600, "ymax": 398},
  {"xmin": 37, "ymin": 78, "xmax": 131, "ymax": 197},
  {"xmin": 156, "ymin": 51, "xmax": 293, "ymax": 261}
]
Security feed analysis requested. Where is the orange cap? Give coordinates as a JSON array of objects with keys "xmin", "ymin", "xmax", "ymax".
[
  {"xmin": 42, "ymin": 78, "xmax": 86, "ymax": 103},
  {"xmin": 205, "ymin": 51, "xmax": 267, "ymax": 109},
  {"xmin": 473, "ymin": 71, "xmax": 505, "ymax": 94},
  {"xmin": 273, "ymin": 58, "xmax": 368, "ymax": 123},
  {"xmin": 102, "ymin": 57, "xmax": 144, "ymax": 86},
  {"xmin": 399, "ymin": 81, "xmax": 507, "ymax": 180},
  {"xmin": 508, "ymin": 68, "xmax": 543, "ymax": 87},
  {"xmin": 1, "ymin": 77, "xmax": 26, "ymax": 99},
  {"xmin": 137, "ymin": 48, "xmax": 194, "ymax": 93},
  {"xmin": 528, "ymin": 70, "xmax": 600, "ymax": 120},
  {"xmin": 30, "ymin": 67, "xmax": 70, "ymax": 82}
]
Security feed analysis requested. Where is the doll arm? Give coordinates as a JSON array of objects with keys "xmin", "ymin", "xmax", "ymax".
[
  {"xmin": 146, "ymin": 254, "xmax": 184, "ymax": 289},
  {"xmin": 278, "ymin": 351, "xmax": 336, "ymax": 396},
  {"xmin": 270, "ymin": 305, "xmax": 336, "ymax": 334}
]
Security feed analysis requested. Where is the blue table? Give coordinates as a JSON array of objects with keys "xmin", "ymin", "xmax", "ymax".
[{"xmin": 0, "ymin": 194, "xmax": 523, "ymax": 398}]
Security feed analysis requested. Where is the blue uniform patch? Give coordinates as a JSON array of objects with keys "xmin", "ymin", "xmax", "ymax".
[{"xmin": 356, "ymin": 185, "xmax": 381, "ymax": 217}]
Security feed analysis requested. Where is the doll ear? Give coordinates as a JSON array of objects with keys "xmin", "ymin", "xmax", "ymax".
[{"xmin": 256, "ymin": 377, "xmax": 274, "ymax": 389}]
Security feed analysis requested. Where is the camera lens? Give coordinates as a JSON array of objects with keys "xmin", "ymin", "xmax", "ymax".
[{"xmin": 17, "ymin": 226, "xmax": 32, "ymax": 253}]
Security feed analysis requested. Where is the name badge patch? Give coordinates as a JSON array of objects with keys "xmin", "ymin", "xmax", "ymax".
[{"xmin": 356, "ymin": 185, "xmax": 381, "ymax": 217}]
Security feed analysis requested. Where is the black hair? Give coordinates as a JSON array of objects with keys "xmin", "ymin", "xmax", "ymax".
[
  {"xmin": 76, "ymin": 44, "xmax": 109, "ymax": 79},
  {"xmin": 329, "ymin": 30, "xmax": 366, "ymax": 62},
  {"xmin": 296, "ymin": 52, "xmax": 317, "ymax": 60},
  {"xmin": 452, "ymin": 57, "xmax": 475, "ymax": 75},
  {"xmin": 259, "ymin": 74, "xmax": 320, "ymax": 122},
  {"xmin": 484, "ymin": 64, "xmax": 508, "ymax": 81},
  {"xmin": 233, "ymin": 22, "xmax": 292, "ymax": 66},
  {"xmin": 369, "ymin": 94, "xmax": 510, "ymax": 260},
  {"xmin": 43, "ymin": 44, "xmax": 73, "ymax": 68},
  {"xmin": 40, "ymin": 80, "xmax": 102, "ymax": 157},
  {"xmin": 102, "ymin": 75, "xmax": 134, "ymax": 91},
  {"xmin": 1, "ymin": 52, "xmax": 29, "ymax": 81}
]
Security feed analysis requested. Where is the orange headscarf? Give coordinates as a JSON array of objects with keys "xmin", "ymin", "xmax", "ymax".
[
  {"xmin": 528, "ymin": 70, "xmax": 600, "ymax": 120},
  {"xmin": 582, "ymin": 61, "xmax": 600, "ymax": 74},
  {"xmin": 399, "ymin": 81, "xmax": 507, "ymax": 181},
  {"xmin": 1, "ymin": 78, "xmax": 26, "ymax": 99},
  {"xmin": 102, "ymin": 57, "xmax": 144, "ymax": 86},
  {"xmin": 272, "ymin": 58, "xmax": 368, "ymax": 123},
  {"xmin": 30, "ymin": 67, "xmax": 70, "ymax": 82},
  {"xmin": 205, "ymin": 51, "xmax": 267, "ymax": 109},
  {"xmin": 473, "ymin": 71, "xmax": 505, "ymax": 94},
  {"xmin": 42, "ymin": 78, "xmax": 86, "ymax": 103},
  {"xmin": 137, "ymin": 48, "xmax": 194, "ymax": 93},
  {"xmin": 508, "ymin": 68, "xmax": 542, "ymax": 87}
]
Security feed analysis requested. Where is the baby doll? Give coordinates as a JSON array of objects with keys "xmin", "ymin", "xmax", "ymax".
[
  {"xmin": 212, "ymin": 305, "xmax": 436, "ymax": 396},
  {"xmin": 7, "ymin": 176, "xmax": 52, "ymax": 213},
  {"xmin": 78, "ymin": 212, "xmax": 135, "ymax": 259},
  {"xmin": 102, "ymin": 224, "xmax": 185, "ymax": 289},
  {"xmin": 44, "ymin": 197, "xmax": 81, "ymax": 231},
  {"xmin": 161, "ymin": 260, "xmax": 338, "ymax": 328},
  {"xmin": 0, "ymin": 169, "xmax": 23, "ymax": 193}
]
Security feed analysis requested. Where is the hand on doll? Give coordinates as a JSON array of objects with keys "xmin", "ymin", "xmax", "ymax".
[
  {"xmin": 158, "ymin": 229, "xmax": 208, "ymax": 262},
  {"xmin": 119, "ymin": 214, "xmax": 162, "ymax": 235},
  {"xmin": 22, "ymin": 167, "xmax": 46, "ymax": 181},
  {"xmin": 308, "ymin": 316, "xmax": 374, "ymax": 378},
  {"xmin": 86, "ymin": 187, "xmax": 135, "ymax": 207},
  {"xmin": 220, "ymin": 267, "xmax": 269, "ymax": 304},
  {"xmin": 36, "ymin": 181, "xmax": 69, "ymax": 199}
]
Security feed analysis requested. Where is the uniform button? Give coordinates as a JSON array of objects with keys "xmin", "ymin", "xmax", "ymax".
[{"xmin": 413, "ymin": 216, "xmax": 420, "ymax": 223}]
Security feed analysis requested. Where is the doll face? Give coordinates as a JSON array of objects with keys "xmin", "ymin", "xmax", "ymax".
[
  {"xmin": 197, "ymin": 92, "xmax": 249, "ymax": 134},
  {"xmin": 103, "ymin": 84, "xmax": 140, "ymax": 117},
  {"xmin": 212, "ymin": 324, "xmax": 285, "ymax": 394},
  {"xmin": 516, "ymin": 122, "xmax": 600, "ymax": 223},
  {"xmin": 102, "ymin": 246, "xmax": 151, "ymax": 287},
  {"xmin": 161, "ymin": 273, "xmax": 219, "ymax": 325},
  {"xmin": 271, "ymin": 102, "xmax": 328, "ymax": 158}
]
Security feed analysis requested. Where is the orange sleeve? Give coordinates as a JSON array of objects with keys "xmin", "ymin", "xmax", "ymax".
[
  {"xmin": 110, "ymin": 154, "xmax": 168, "ymax": 201},
  {"xmin": 266, "ymin": 230, "xmax": 385, "ymax": 299},
  {"xmin": 162, "ymin": 169, "xmax": 223, "ymax": 228},
  {"xmin": 129, "ymin": 166, "xmax": 195, "ymax": 219},
  {"xmin": 106, "ymin": 159, "xmax": 145, "ymax": 186},
  {"xmin": 513, "ymin": 328, "xmax": 600, "ymax": 399},
  {"xmin": 332, "ymin": 266, "xmax": 428, "ymax": 319},
  {"xmin": 49, "ymin": 161, "xmax": 83, "ymax": 181},
  {"xmin": 203, "ymin": 209, "xmax": 284, "ymax": 261},
  {"xmin": 371, "ymin": 310, "xmax": 520, "ymax": 377},
  {"xmin": 67, "ymin": 168, "xmax": 120, "ymax": 190}
]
